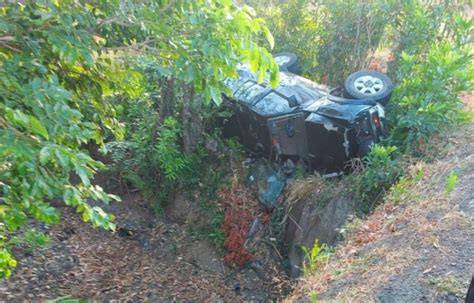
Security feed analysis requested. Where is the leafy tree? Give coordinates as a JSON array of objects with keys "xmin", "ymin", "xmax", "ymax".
[
  {"xmin": 387, "ymin": 3, "xmax": 473, "ymax": 153},
  {"xmin": 0, "ymin": 0, "xmax": 276, "ymax": 278},
  {"xmin": 251, "ymin": 0, "xmax": 397, "ymax": 84},
  {"xmin": 249, "ymin": 0, "xmax": 325, "ymax": 79}
]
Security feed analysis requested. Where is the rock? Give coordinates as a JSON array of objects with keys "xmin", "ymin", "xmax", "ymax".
[{"xmin": 284, "ymin": 191, "xmax": 356, "ymax": 277}]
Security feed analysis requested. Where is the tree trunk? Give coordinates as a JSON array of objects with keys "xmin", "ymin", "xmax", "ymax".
[
  {"xmin": 152, "ymin": 77, "xmax": 175, "ymax": 144},
  {"xmin": 181, "ymin": 84, "xmax": 203, "ymax": 154},
  {"xmin": 157, "ymin": 77, "xmax": 175, "ymax": 124}
]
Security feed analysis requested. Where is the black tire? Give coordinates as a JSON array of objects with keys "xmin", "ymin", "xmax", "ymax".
[
  {"xmin": 345, "ymin": 70, "xmax": 393, "ymax": 105},
  {"xmin": 273, "ymin": 52, "xmax": 300, "ymax": 74}
]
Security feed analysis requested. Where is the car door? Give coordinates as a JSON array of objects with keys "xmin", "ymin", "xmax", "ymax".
[{"xmin": 267, "ymin": 112, "xmax": 309, "ymax": 162}]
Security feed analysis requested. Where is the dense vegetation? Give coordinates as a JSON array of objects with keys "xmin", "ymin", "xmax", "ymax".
[
  {"xmin": 0, "ymin": 0, "xmax": 277, "ymax": 278},
  {"xmin": 0, "ymin": 0, "xmax": 472, "ymax": 282}
]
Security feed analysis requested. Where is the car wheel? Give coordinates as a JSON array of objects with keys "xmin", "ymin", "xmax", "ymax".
[
  {"xmin": 345, "ymin": 70, "xmax": 393, "ymax": 105},
  {"xmin": 273, "ymin": 52, "xmax": 300, "ymax": 74}
]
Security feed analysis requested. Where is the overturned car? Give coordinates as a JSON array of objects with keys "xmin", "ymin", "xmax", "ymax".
[{"xmin": 222, "ymin": 53, "xmax": 393, "ymax": 174}]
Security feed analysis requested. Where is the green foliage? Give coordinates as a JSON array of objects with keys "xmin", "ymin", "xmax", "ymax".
[
  {"xmin": 20, "ymin": 229, "xmax": 49, "ymax": 251},
  {"xmin": 389, "ymin": 176, "xmax": 410, "ymax": 204},
  {"xmin": 386, "ymin": 3, "xmax": 473, "ymax": 153},
  {"xmin": 388, "ymin": 165, "xmax": 425, "ymax": 205},
  {"xmin": 207, "ymin": 208, "xmax": 226, "ymax": 246},
  {"xmin": 388, "ymin": 1, "xmax": 470, "ymax": 75},
  {"xmin": 429, "ymin": 275, "xmax": 466, "ymax": 298},
  {"xmin": 301, "ymin": 239, "xmax": 329, "ymax": 276},
  {"xmin": 253, "ymin": 0, "xmax": 395, "ymax": 84},
  {"xmin": 223, "ymin": 138, "xmax": 244, "ymax": 157},
  {"xmin": 354, "ymin": 145, "xmax": 403, "ymax": 212},
  {"xmin": 155, "ymin": 118, "xmax": 189, "ymax": 181},
  {"xmin": 0, "ymin": 1, "xmax": 129, "ymax": 277},
  {"xmin": 390, "ymin": 1, "xmax": 444, "ymax": 61},
  {"xmin": 309, "ymin": 290, "xmax": 318, "ymax": 303},
  {"xmin": 388, "ymin": 41, "xmax": 473, "ymax": 152},
  {"xmin": 0, "ymin": 249, "xmax": 16, "ymax": 279},
  {"xmin": 252, "ymin": 0, "xmax": 324, "ymax": 78},
  {"xmin": 445, "ymin": 171, "xmax": 458, "ymax": 194},
  {"xmin": 269, "ymin": 201, "xmax": 288, "ymax": 255},
  {"xmin": 194, "ymin": 164, "xmax": 234, "ymax": 248},
  {"xmin": 0, "ymin": 0, "xmax": 277, "ymax": 278},
  {"xmin": 314, "ymin": 0, "xmax": 395, "ymax": 84}
]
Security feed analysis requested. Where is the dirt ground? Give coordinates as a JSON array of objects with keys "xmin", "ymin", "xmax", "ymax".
[
  {"xmin": 0, "ymin": 168, "xmax": 291, "ymax": 302},
  {"xmin": 0, "ymin": 193, "xmax": 236, "ymax": 301},
  {"xmin": 289, "ymin": 93, "xmax": 474, "ymax": 302}
]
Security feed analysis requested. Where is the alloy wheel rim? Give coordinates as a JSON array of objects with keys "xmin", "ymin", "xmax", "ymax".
[
  {"xmin": 354, "ymin": 75, "xmax": 384, "ymax": 95},
  {"xmin": 274, "ymin": 55, "xmax": 291, "ymax": 66}
]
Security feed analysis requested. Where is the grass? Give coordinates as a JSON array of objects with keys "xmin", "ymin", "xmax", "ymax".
[
  {"xmin": 49, "ymin": 297, "xmax": 91, "ymax": 303},
  {"xmin": 428, "ymin": 275, "xmax": 466, "ymax": 298},
  {"xmin": 445, "ymin": 170, "xmax": 458, "ymax": 193}
]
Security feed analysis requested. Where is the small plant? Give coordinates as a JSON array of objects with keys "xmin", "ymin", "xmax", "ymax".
[
  {"xmin": 220, "ymin": 182, "xmax": 255, "ymax": 267},
  {"xmin": 429, "ymin": 275, "xmax": 466, "ymax": 298},
  {"xmin": 154, "ymin": 117, "xmax": 190, "ymax": 182},
  {"xmin": 445, "ymin": 171, "xmax": 458, "ymax": 194},
  {"xmin": 20, "ymin": 229, "xmax": 49, "ymax": 253},
  {"xmin": 223, "ymin": 138, "xmax": 243, "ymax": 157},
  {"xmin": 390, "ymin": 176, "xmax": 410, "ymax": 204},
  {"xmin": 309, "ymin": 289, "xmax": 318, "ymax": 303},
  {"xmin": 301, "ymin": 239, "xmax": 329, "ymax": 276},
  {"xmin": 414, "ymin": 162, "xmax": 425, "ymax": 182},
  {"xmin": 208, "ymin": 229, "xmax": 226, "ymax": 246},
  {"xmin": 207, "ymin": 208, "xmax": 226, "ymax": 246},
  {"xmin": 339, "ymin": 216, "xmax": 363, "ymax": 240},
  {"xmin": 0, "ymin": 248, "xmax": 16, "ymax": 279},
  {"xmin": 354, "ymin": 145, "xmax": 403, "ymax": 213}
]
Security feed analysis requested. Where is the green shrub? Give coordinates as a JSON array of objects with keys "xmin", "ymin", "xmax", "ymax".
[
  {"xmin": 253, "ymin": 0, "xmax": 395, "ymax": 84},
  {"xmin": 0, "ymin": 249, "xmax": 16, "ymax": 279},
  {"xmin": 388, "ymin": 40, "xmax": 473, "ymax": 153},
  {"xmin": 386, "ymin": 4, "xmax": 472, "ymax": 153},
  {"xmin": 252, "ymin": 0, "xmax": 324, "ymax": 79},
  {"xmin": 154, "ymin": 117, "xmax": 190, "ymax": 182},
  {"xmin": 388, "ymin": 1, "xmax": 469, "ymax": 75},
  {"xmin": 314, "ymin": 0, "xmax": 395, "ymax": 84},
  {"xmin": 354, "ymin": 145, "xmax": 403, "ymax": 213}
]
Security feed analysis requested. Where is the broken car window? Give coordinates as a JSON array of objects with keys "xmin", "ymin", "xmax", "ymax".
[
  {"xmin": 253, "ymin": 92, "xmax": 292, "ymax": 116},
  {"xmin": 234, "ymin": 81, "xmax": 267, "ymax": 104}
]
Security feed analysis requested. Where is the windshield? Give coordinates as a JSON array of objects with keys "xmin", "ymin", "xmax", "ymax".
[
  {"xmin": 253, "ymin": 92, "xmax": 291, "ymax": 116},
  {"xmin": 234, "ymin": 81, "xmax": 266, "ymax": 104}
]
